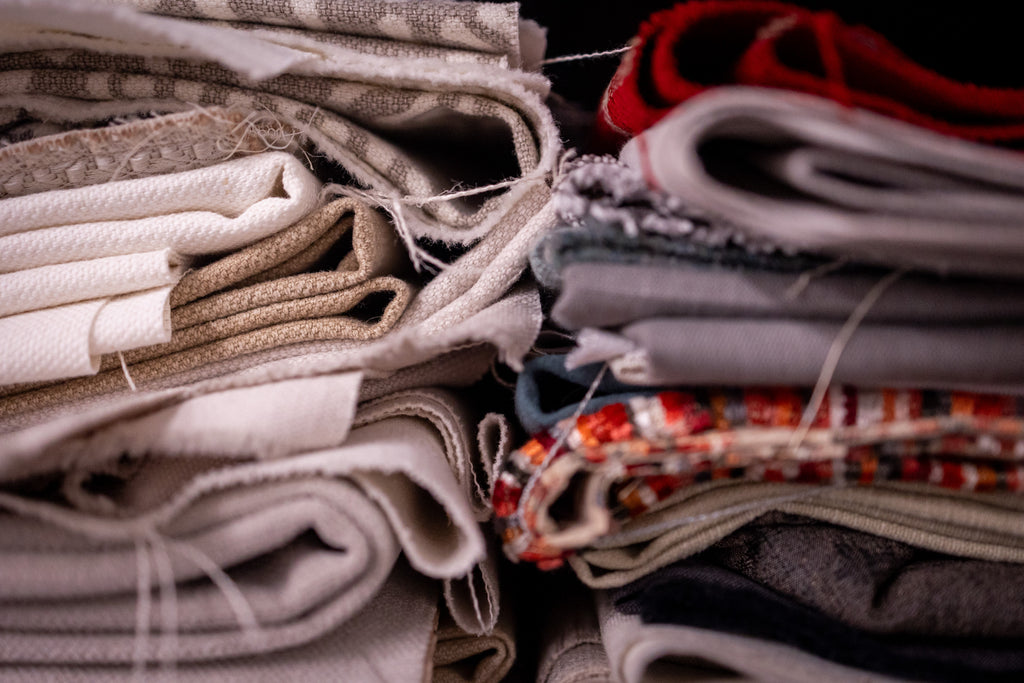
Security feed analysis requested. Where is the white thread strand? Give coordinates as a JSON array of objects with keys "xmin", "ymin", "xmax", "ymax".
[
  {"xmin": 148, "ymin": 533, "xmax": 179, "ymax": 677},
  {"xmin": 118, "ymin": 351, "xmax": 139, "ymax": 392},
  {"xmin": 516, "ymin": 363, "xmax": 608, "ymax": 519},
  {"xmin": 466, "ymin": 569, "xmax": 486, "ymax": 633},
  {"xmin": 783, "ymin": 257, "xmax": 850, "ymax": 301},
  {"xmin": 168, "ymin": 539, "xmax": 266, "ymax": 648},
  {"xmin": 788, "ymin": 268, "xmax": 908, "ymax": 452},
  {"xmin": 132, "ymin": 539, "xmax": 153, "ymax": 680},
  {"xmin": 541, "ymin": 45, "xmax": 631, "ymax": 66}
]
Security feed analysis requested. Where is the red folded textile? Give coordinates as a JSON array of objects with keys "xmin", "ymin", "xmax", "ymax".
[{"xmin": 596, "ymin": 0, "xmax": 1024, "ymax": 149}]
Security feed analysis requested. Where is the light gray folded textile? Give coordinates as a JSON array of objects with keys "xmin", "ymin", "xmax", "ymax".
[
  {"xmin": 1, "ymin": 558, "xmax": 439, "ymax": 681},
  {"xmin": 569, "ymin": 480, "xmax": 1024, "ymax": 590},
  {"xmin": 620, "ymin": 87, "xmax": 1024, "ymax": 278},
  {"xmin": 597, "ymin": 592, "xmax": 900, "ymax": 683},
  {"xmin": 0, "ymin": 410, "xmax": 485, "ymax": 664},
  {"xmin": 553, "ymin": 261, "xmax": 1024, "ymax": 330},
  {"xmin": 569, "ymin": 318, "xmax": 1024, "ymax": 393}
]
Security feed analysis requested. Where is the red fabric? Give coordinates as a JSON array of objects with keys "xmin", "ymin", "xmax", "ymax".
[{"xmin": 596, "ymin": 0, "xmax": 1024, "ymax": 150}]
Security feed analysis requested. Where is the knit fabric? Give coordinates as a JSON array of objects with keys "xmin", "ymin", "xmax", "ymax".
[
  {"xmin": 495, "ymin": 388, "xmax": 1024, "ymax": 568},
  {"xmin": 596, "ymin": 0, "xmax": 1024, "ymax": 149}
]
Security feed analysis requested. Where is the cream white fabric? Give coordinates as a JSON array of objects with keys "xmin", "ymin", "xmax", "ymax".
[
  {"xmin": 0, "ymin": 152, "xmax": 322, "ymax": 272},
  {"xmin": 0, "ymin": 249, "xmax": 184, "ymax": 317},
  {"xmin": 0, "ymin": 287, "xmax": 173, "ymax": 385}
]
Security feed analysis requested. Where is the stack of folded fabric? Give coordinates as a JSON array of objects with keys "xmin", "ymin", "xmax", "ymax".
[
  {"xmin": 0, "ymin": 0, "xmax": 555, "ymax": 678},
  {"xmin": 498, "ymin": 2, "xmax": 1024, "ymax": 680}
]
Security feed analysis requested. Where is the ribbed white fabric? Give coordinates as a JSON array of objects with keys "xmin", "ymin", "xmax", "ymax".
[
  {"xmin": 0, "ymin": 249, "xmax": 184, "ymax": 317},
  {"xmin": 0, "ymin": 152, "xmax": 322, "ymax": 272},
  {"xmin": 0, "ymin": 286, "xmax": 173, "ymax": 384}
]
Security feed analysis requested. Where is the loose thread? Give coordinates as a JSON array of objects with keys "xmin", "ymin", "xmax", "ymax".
[
  {"xmin": 787, "ymin": 267, "xmax": 908, "ymax": 452},
  {"xmin": 118, "ymin": 351, "xmax": 138, "ymax": 392},
  {"xmin": 541, "ymin": 45, "xmax": 631, "ymax": 66},
  {"xmin": 132, "ymin": 538, "xmax": 153, "ymax": 681},
  {"xmin": 147, "ymin": 532, "xmax": 179, "ymax": 677},
  {"xmin": 783, "ymin": 257, "xmax": 849, "ymax": 301},
  {"xmin": 168, "ymin": 539, "xmax": 266, "ymax": 648},
  {"xmin": 516, "ymin": 363, "xmax": 608, "ymax": 519}
]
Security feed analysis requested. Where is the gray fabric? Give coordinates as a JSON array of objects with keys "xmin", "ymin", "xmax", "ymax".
[
  {"xmin": 597, "ymin": 592, "xmax": 902, "ymax": 683},
  {"xmin": 620, "ymin": 87, "xmax": 1024, "ymax": 278},
  {"xmin": 0, "ymin": 476, "xmax": 401, "ymax": 663},
  {"xmin": 554, "ymin": 260, "xmax": 1024, "ymax": 330},
  {"xmin": 1, "ymin": 558, "xmax": 439, "ymax": 681},
  {"xmin": 569, "ymin": 480, "xmax": 1024, "ymax": 589},
  {"xmin": 672, "ymin": 512, "xmax": 1024, "ymax": 639},
  {"xmin": 0, "ymin": 412, "xmax": 487, "ymax": 664},
  {"xmin": 573, "ymin": 317, "xmax": 1024, "ymax": 393}
]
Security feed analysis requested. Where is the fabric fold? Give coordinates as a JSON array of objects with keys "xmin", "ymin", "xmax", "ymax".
[
  {"xmin": 0, "ymin": 151, "xmax": 322, "ymax": 272},
  {"xmin": 619, "ymin": 87, "xmax": 1024, "ymax": 277}
]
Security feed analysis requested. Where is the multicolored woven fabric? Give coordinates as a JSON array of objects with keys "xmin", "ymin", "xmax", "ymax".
[{"xmin": 495, "ymin": 388, "xmax": 1024, "ymax": 568}]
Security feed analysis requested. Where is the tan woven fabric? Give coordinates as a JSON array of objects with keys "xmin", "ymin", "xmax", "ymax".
[
  {"xmin": 0, "ymin": 0, "xmax": 558, "ymax": 245},
  {"xmin": 0, "ymin": 107, "xmax": 295, "ymax": 198},
  {"xmin": 433, "ymin": 606, "xmax": 515, "ymax": 683},
  {"xmin": 0, "ymin": 200, "xmax": 413, "ymax": 417}
]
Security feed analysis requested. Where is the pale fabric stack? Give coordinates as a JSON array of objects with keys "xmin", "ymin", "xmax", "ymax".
[{"xmin": 0, "ymin": 0, "xmax": 561, "ymax": 680}]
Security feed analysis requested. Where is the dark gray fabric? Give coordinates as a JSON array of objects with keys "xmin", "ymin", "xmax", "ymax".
[
  {"xmin": 554, "ymin": 261, "xmax": 1024, "ymax": 330},
  {"xmin": 612, "ymin": 514, "xmax": 1024, "ymax": 681},
  {"xmin": 611, "ymin": 317, "xmax": 1024, "ymax": 392},
  {"xmin": 702, "ymin": 513, "xmax": 1024, "ymax": 638}
]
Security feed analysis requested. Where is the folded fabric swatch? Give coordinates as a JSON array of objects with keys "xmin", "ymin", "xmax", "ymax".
[
  {"xmin": 553, "ymin": 260, "xmax": 1024, "ymax": 330},
  {"xmin": 0, "ymin": 151, "xmax": 321, "ymax": 272},
  {"xmin": 0, "ymin": 287, "xmax": 173, "ymax": 385},
  {"xmin": 0, "ymin": 377, "xmax": 511, "ymax": 627},
  {"xmin": 0, "ymin": 0, "xmax": 558, "ymax": 247},
  {"xmin": 0, "ymin": 249, "xmax": 184, "ymax": 317},
  {"xmin": 620, "ymin": 87, "xmax": 1024, "ymax": 277},
  {"xmin": 597, "ymin": 592, "xmax": 903, "ymax": 683},
  {"xmin": 495, "ymin": 388, "xmax": 1024, "ymax": 569},
  {"xmin": 433, "ymin": 597, "xmax": 516, "ymax": 683},
  {"xmin": 659, "ymin": 511, "xmax": 1024, "ymax": 639},
  {"xmin": 0, "ymin": 106, "xmax": 295, "ymax": 199},
  {"xmin": 515, "ymin": 353, "xmax": 663, "ymax": 434},
  {"xmin": 614, "ymin": 555, "xmax": 1024, "ymax": 681},
  {"xmin": 0, "ymin": 406, "xmax": 486, "ymax": 664},
  {"xmin": 571, "ymin": 317, "xmax": 1024, "ymax": 393},
  {"xmin": 596, "ymin": 0, "xmax": 1024, "ymax": 148},
  {"xmin": 0, "ymin": 198, "xmax": 412, "ymax": 417},
  {"xmin": 0, "ymin": 556, "xmax": 440, "ymax": 681}
]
